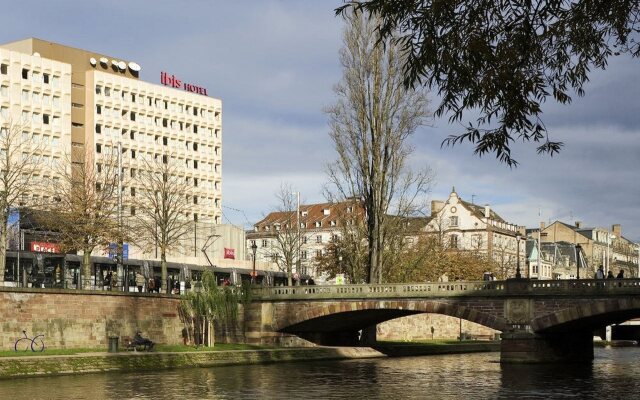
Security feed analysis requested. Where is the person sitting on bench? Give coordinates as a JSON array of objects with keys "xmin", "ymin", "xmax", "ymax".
[{"xmin": 132, "ymin": 331, "xmax": 154, "ymax": 350}]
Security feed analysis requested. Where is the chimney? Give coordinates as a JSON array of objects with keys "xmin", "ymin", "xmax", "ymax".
[
  {"xmin": 612, "ymin": 224, "xmax": 621, "ymax": 238},
  {"xmin": 575, "ymin": 221, "xmax": 582, "ymax": 228},
  {"xmin": 540, "ymin": 222, "xmax": 545, "ymax": 231},
  {"xmin": 431, "ymin": 200, "xmax": 445, "ymax": 215},
  {"xmin": 484, "ymin": 204, "xmax": 491, "ymax": 219}
]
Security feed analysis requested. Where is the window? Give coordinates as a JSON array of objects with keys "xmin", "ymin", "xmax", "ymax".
[
  {"xmin": 449, "ymin": 216, "xmax": 459, "ymax": 227},
  {"xmin": 163, "ymin": 137, "xmax": 168, "ymax": 146},
  {"xmin": 96, "ymin": 105, "xmax": 102, "ymax": 114},
  {"xmin": 450, "ymin": 235, "xmax": 459, "ymax": 249},
  {"xmin": 193, "ymin": 196, "xmax": 198, "ymax": 205},
  {"xmin": 130, "ymin": 206, "xmax": 136, "ymax": 216},
  {"xmin": 43, "ymin": 73, "xmax": 50, "ymax": 84},
  {"xmin": 95, "ymin": 85, "xmax": 102, "ymax": 95},
  {"xmin": 96, "ymin": 144, "xmax": 102, "ymax": 153},
  {"xmin": 316, "ymin": 250, "xmax": 323, "ymax": 258},
  {"xmin": 262, "ymin": 239, "xmax": 268, "ymax": 247},
  {"xmin": 316, "ymin": 235, "xmax": 322, "ymax": 244},
  {"xmin": 302, "ymin": 236, "xmax": 308, "ymax": 244},
  {"xmin": 193, "ymin": 160, "xmax": 198, "ymax": 169},
  {"xmin": 130, "ymin": 111, "xmax": 135, "ymax": 121},
  {"xmin": 0, "ymin": 85, "xmax": 7, "ymax": 97},
  {"xmin": 130, "ymin": 131, "xmax": 135, "ymax": 140},
  {"xmin": 22, "ymin": 68, "xmax": 29, "ymax": 79},
  {"xmin": 315, "ymin": 221, "xmax": 321, "ymax": 228},
  {"xmin": 0, "ymin": 64, "xmax": 7, "ymax": 75},
  {"xmin": 43, "ymin": 114, "xmax": 50, "ymax": 124},
  {"xmin": 130, "ymin": 168, "xmax": 136, "ymax": 178},
  {"xmin": 130, "ymin": 187, "xmax": 135, "ymax": 196},
  {"xmin": 131, "ymin": 149, "xmax": 136, "ymax": 159},
  {"xmin": 95, "ymin": 124, "xmax": 102, "ymax": 134}
]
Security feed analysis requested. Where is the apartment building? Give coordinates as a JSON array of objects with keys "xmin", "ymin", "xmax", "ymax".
[{"xmin": 247, "ymin": 200, "xmax": 364, "ymax": 281}]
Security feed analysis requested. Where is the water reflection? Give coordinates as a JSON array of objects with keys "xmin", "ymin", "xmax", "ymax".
[{"xmin": 1, "ymin": 348, "xmax": 639, "ymax": 399}]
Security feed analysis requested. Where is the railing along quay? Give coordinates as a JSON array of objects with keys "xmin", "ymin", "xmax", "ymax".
[{"xmin": 250, "ymin": 278, "xmax": 640, "ymax": 301}]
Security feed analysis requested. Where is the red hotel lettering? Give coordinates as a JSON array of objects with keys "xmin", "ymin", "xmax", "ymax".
[{"xmin": 160, "ymin": 71, "xmax": 207, "ymax": 96}]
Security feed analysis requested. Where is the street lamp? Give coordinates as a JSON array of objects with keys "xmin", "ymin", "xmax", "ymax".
[
  {"xmin": 575, "ymin": 244, "xmax": 582, "ymax": 280},
  {"xmin": 515, "ymin": 233, "xmax": 522, "ymax": 279},
  {"xmin": 251, "ymin": 241, "xmax": 257, "ymax": 284}
]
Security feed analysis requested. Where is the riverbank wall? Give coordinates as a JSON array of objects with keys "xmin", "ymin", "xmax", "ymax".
[
  {"xmin": 0, "ymin": 347, "xmax": 384, "ymax": 379},
  {"xmin": 0, "ymin": 343, "xmax": 501, "ymax": 379}
]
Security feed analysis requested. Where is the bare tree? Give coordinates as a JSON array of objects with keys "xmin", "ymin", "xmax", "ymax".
[
  {"xmin": 325, "ymin": 11, "xmax": 433, "ymax": 284},
  {"xmin": 132, "ymin": 154, "xmax": 194, "ymax": 293},
  {"xmin": 43, "ymin": 146, "xmax": 121, "ymax": 289},
  {"xmin": 257, "ymin": 184, "xmax": 303, "ymax": 286},
  {"xmin": 314, "ymin": 201, "xmax": 369, "ymax": 284},
  {"xmin": 0, "ymin": 119, "xmax": 46, "ymax": 282}
]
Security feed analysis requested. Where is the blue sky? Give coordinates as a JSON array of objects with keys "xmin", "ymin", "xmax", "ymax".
[{"xmin": 3, "ymin": 1, "xmax": 640, "ymax": 242}]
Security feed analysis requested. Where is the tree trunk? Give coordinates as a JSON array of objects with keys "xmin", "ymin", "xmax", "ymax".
[
  {"xmin": 0, "ymin": 210, "xmax": 7, "ymax": 284},
  {"xmin": 82, "ymin": 251, "xmax": 92, "ymax": 290},
  {"xmin": 161, "ymin": 250, "xmax": 168, "ymax": 294}
]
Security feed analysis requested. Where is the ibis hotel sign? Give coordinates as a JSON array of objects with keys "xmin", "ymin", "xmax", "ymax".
[{"xmin": 160, "ymin": 71, "xmax": 208, "ymax": 96}]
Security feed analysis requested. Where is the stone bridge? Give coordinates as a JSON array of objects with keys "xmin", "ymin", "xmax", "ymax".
[{"xmin": 244, "ymin": 278, "xmax": 640, "ymax": 363}]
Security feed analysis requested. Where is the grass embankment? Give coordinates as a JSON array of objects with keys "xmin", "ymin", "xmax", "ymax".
[
  {"xmin": 0, "ymin": 343, "xmax": 271, "ymax": 358},
  {"xmin": 374, "ymin": 339, "xmax": 500, "ymax": 357}
]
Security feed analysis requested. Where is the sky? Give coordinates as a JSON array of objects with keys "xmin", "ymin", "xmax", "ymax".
[{"xmin": 2, "ymin": 1, "xmax": 639, "ymax": 242}]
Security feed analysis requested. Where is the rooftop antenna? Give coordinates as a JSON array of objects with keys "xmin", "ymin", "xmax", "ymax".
[{"xmin": 471, "ymin": 194, "xmax": 476, "ymax": 205}]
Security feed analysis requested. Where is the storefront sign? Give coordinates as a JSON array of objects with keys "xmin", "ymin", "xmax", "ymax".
[
  {"xmin": 160, "ymin": 71, "xmax": 208, "ymax": 96},
  {"xmin": 31, "ymin": 241, "xmax": 60, "ymax": 254},
  {"xmin": 224, "ymin": 248, "xmax": 235, "ymax": 259}
]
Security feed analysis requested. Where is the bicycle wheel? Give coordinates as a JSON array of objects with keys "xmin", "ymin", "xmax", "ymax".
[
  {"xmin": 31, "ymin": 335, "xmax": 45, "ymax": 352},
  {"xmin": 14, "ymin": 338, "xmax": 31, "ymax": 352}
]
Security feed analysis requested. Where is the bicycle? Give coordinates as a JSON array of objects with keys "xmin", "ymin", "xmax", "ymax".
[{"xmin": 14, "ymin": 330, "xmax": 45, "ymax": 352}]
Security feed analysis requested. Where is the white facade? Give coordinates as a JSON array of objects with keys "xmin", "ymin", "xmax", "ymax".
[
  {"xmin": 88, "ymin": 70, "xmax": 222, "ymax": 224},
  {"xmin": 0, "ymin": 48, "xmax": 72, "ymax": 203}
]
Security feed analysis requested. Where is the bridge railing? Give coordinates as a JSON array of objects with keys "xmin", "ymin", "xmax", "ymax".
[
  {"xmin": 251, "ymin": 278, "xmax": 640, "ymax": 300},
  {"xmin": 251, "ymin": 280, "xmax": 505, "ymax": 300}
]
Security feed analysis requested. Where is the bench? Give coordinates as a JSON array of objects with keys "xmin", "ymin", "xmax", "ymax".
[
  {"xmin": 122, "ymin": 335, "xmax": 155, "ymax": 351},
  {"xmin": 467, "ymin": 333, "xmax": 496, "ymax": 341}
]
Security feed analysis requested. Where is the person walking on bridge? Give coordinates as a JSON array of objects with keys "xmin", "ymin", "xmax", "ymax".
[{"xmin": 595, "ymin": 265, "xmax": 605, "ymax": 279}]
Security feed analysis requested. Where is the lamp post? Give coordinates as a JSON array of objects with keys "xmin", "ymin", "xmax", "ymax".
[
  {"xmin": 251, "ymin": 242, "xmax": 257, "ymax": 284},
  {"xmin": 575, "ymin": 244, "xmax": 582, "ymax": 280},
  {"xmin": 515, "ymin": 233, "xmax": 522, "ymax": 279}
]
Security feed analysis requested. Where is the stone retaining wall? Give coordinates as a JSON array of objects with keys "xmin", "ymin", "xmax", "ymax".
[
  {"xmin": 378, "ymin": 314, "xmax": 499, "ymax": 341},
  {"xmin": 0, "ymin": 288, "xmax": 184, "ymax": 350}
]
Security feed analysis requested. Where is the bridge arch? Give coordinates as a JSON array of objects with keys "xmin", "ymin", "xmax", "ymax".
[
  {"xmin": 532, "ymin": 297, "xmax": 640, "ymax": 333},
  {"xmin": 275, "ymin": 299, "xmax": 509, "ymax": 336}
]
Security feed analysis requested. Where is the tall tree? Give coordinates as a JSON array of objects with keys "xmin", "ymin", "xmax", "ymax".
[
  {"xmin": 326, "ymin": 11, "xmax": 433, "ymax": 284},
  {"xmin": 0, "ymin": 119, "xmax": 45, "ymax": 282},
  {"xmin": 44, "ymin": 147, "xmax": 121, "ymax": 289},
  {"xmin": 337, "ymin": 1, "xmax": 640, "ymax": 166},
  {"xmin": 132, "ymin": 155, "xmax": 194, "ymax": 293}
]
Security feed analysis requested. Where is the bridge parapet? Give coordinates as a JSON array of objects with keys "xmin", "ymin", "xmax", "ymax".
[
  {"xmin": 251, "ymin": 279, "xmax": 640, "ymax": 301},
  {"xmin": 251, "ymin": 281, "xmax": 505, "ymax": 300}
]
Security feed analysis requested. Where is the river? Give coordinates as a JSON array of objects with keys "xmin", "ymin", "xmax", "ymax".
[{"xmin": 1, "ymin": 347, "xmax": 639, "ymax": 399}]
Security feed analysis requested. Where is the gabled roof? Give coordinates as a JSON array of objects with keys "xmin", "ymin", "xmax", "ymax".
[{"xmin": 458, "ymin": 199, "xmax": 506, "ymax": 223}]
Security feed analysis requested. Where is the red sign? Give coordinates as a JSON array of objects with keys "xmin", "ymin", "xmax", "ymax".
[
  {"xmin": 224, "ymin": 248, "xmax": 235, "ymax": 259},
  {"xmin": 160, "ymin": 71, "xmax": 208, "ymax": 96},
  {"xmin": 31, "ymin": 241, "xmax": 61, "ymax": 254}
]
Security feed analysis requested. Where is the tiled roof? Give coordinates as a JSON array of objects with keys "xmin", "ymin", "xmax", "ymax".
[{"xmin": 253, "ymin": 200, "xmax": 365, "ymax": 231}]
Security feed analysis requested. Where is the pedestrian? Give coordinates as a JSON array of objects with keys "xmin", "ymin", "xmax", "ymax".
[
  {"xmin": 607, "ymin": 270, "xmax": 615, "ymax": 279},
  {"xmin": 148, "ymin": 277, "xmax": 156, "ymax": 293},
  {"xmin": 595, "ymin": 265, "xmax": 605, "ymax": 279},
  {"xmin": 616, "ymin": 269, "xmax": 625, "ymax": 279},
  {"xmin": 135, "ymin": 271, "xmax": 145, "ymax": 292}
]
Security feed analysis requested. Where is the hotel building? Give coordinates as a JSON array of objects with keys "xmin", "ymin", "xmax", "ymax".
[{"xmin": 0, "ymin": 38, "xmax": 254, "ymax": 286}]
